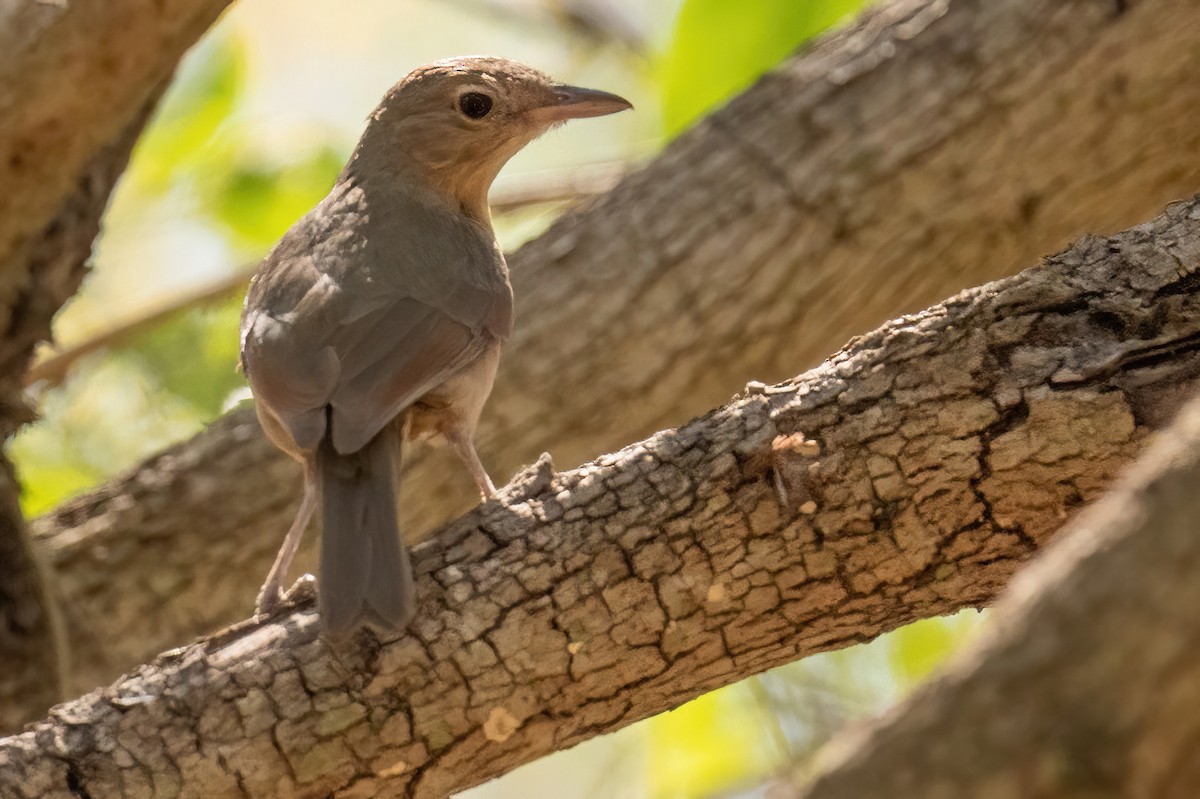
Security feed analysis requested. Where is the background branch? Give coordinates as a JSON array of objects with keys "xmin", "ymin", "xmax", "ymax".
[
  {"xmin": 0, "ymin": 0, "xmax": 230, "ymax": 271},
  {"xmin": 0, "ymin": 100, "xmax": 164, "ymax": 732},
  {"xmin": 5, "ymin": 194, "xmax": 1200, "ymax": 798}
]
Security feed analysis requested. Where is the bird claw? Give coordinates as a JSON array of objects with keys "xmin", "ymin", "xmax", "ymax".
[
  {"xmin": 255, "ymin": 574, "xmax": 317, "ymax": 617},
  {"xmin": 501, "ymin": 452, "xmax": 556, "ymax": 501},
  {"xmin": 285, "ymin": 573, "xmax": 318, "ymax": 601},
  {"xmin": 255, "ymin": 585, "xmax": 283, "ymax": 617}
]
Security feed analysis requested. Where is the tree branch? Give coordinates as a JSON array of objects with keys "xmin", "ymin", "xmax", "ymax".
[
  {"xmin": 5, "ymin": 193, "xmax": 1200, "ymax": 798},
  {"xmin": 0, "ymin": 0, "xmax": 231, "ymax": 272},
  {"xmin": 28, "ymin": 0, "xmax": 1200, "ymax": 708},
  {"xmin": 0, "ymin": 98, "xmax": 169, "ymax": 732},
  {"xmin": 0, "ymin": 0, "xmax": 233, "ymax": 729},
  {"xmin": 780, "ymin": 349, "xmax": 1200, "ymax": 799}
]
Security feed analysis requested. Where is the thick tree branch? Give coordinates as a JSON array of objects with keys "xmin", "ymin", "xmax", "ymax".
[
  {"xmin": 0, "ymin": 100, "xmax": 165, "ymax": 732},
  {"xmin": 29, "ymin": 0, "xmax": 1200, "ymax": 705},
  {"xmin": 0, "ymin": 0, "xmax": 232, "ymax": 728},
  {"xmin": 0, "ymin": 0, "xmax": 229, "ymax": 410},
  {"xmin": 781, "ymin": 362, "xmax": 1200, "ymax": 799},
  {"xmin": 5, "ymin": 195, "xmax": 1200, "ymax": 798},
  {"xmin": 0, "ymin": 0, "xmax": 231, "ymax": 271}
]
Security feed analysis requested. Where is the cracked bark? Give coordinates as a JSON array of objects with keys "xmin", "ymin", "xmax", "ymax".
[
  {"xmin": 775, "ymin": 368, "xmax": 1200, "ymax": 799},
  {"xmin": 3, "ymin": 192, "xmax": 1199, "ymax": 798},
  {"xmin": 0, "ymin": 0, "xmax": 233, "ymax": 729},
  {"xmin": 28, "ymin": 0, "xmax": 1200, "ymax": 711}
]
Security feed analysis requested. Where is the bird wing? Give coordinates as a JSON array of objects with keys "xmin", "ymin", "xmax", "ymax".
[
  {"xmin": 240, "ymin": 181, "xmax": 512, "ymax": 456},
  {"xmin": 324, "ymin": 297, "xmax": 487, "ymax": 454}
]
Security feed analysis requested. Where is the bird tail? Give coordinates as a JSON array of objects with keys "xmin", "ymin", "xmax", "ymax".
[{"xmin": 317, "ymin": 430, "xmax": 414, "ymax": 638}]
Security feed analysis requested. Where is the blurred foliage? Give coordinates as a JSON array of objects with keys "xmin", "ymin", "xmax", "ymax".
[
  {"xmin": 659, "ymin": 0, "xmax": 870, "ymax": 137},
  {"xmin": 131, "ymin": 31, "xmax": 346, "ymax": 251},
  {"xmin": 14, "ymin": 354, "xmax": 215, "ymax": 516},
  {"xmin": 127, "ymin": 35, "xmax": 246, "ymax": 191},
  {"xmin": 201, "ymin": 145, "xmax": 344, "ymax": 249},
  {"xmin": 648, "ymin": 683, "xmax": 782, "ymax": 798},
  {"xmin": 888, "ymin": 610, "xmax": 984, "ymax": 689},
  {"xmin": 127, "ymin": 295, "xmax": 247, "ymax": 420},
  {"xmin": 16, "ymin": 444, "xmax": 99, "ymax": 518},
  {"xmin": 644, "ymin": 609, "xmax": 983, "ymax": 798}
]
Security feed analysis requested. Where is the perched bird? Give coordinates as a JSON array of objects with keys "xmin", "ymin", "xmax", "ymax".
[{"xmin": 240, "ymin": 57, "xmax": 631, "ymax": 637}]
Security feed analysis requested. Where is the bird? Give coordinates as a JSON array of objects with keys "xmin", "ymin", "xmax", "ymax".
[{"xmin": 239, "ymin": 56, "xmax": 631, "ymax": 638}]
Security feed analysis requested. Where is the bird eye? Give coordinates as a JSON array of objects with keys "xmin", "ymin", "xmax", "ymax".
[{"xmin": 459, "ymin": 92, "xmax": 493, "ymax": 119}]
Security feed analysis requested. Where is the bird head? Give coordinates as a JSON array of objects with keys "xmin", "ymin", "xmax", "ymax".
[{"xmin": 352, "ymin": 56, "xmax": 632, "ymax": 222}]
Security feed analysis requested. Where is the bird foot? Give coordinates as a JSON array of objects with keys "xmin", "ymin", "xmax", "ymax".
[
  {"xmin": 255, "ymin": 583, "xmax": 284, "ymax": 617},
  {"xmin": 285, "ymin": 573, "xmax": 318, "ymax": 602},
  {"xmin": 255, "ymin": 573, "xmax": 317, "ymax": 616},
  {"xmin": 500, "ymin": 452, "xmax": 556, "ymax": 501}
]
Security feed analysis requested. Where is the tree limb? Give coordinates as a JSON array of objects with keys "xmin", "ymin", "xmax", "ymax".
[
  {"xmin": 0, "ymin": 0, "xmax": 233, "ymax": 729},
  {"xmin": 28, "ymin": 0, "xmax": 1200, "ymax": 708},
  {"xmin": 0, "ymin": 93, "xmax": 167, "ymax": 732},
  {"xmin": 0, "ymin": 2, "xmax": 234, "ymax": 727},
  {"xmin": 0, "ymin": 0, "xmax": 228, "ymax": 416},
  {"xmin": 780, "ymin": 343, "xmax": 1200, "ymax": 799},
  {"xmin": 5, "ymin": 192, "xmax": 1200, "ymax": 798},
  {"xmin": 0, "ymin": 0, "xmax": 231, "ymax": 272}
]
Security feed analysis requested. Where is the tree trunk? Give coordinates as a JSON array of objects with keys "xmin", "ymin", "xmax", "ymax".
[
  {"xmin": 27, "ymin": 0, "xmax": 1200, "ymax": 713},
  {"xmin": 3, "ymin": 193, "xmax": 1198, "ymax": 799},
  {"xmin": 0, "ymin": 0, "xmax": 233, "ymax": 730}
]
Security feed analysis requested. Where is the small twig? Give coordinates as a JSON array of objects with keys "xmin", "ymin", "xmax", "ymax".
[
  {"xmin": 24, "ymin": 269, "xmax": 251, "ymax": 390},
  {"xmin": 489, "ymin": 160, "xmax": 626, "ymax": 213}
]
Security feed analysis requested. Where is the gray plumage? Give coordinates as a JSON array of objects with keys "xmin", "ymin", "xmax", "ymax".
[
  {"xmin": 239, "ymin": 56, "xmax": 630, "ymax": 638},
  {"xmin": 242, "ymin": 176, "xmax": 509, "ymax": 637}
]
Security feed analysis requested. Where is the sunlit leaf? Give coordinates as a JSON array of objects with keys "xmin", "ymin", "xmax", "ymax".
[
  {"xmin": 128, "ymin": 34, "xmax": 247, "ymax": 190},
  {"xmin": 201, "ymin": 144, "xmax": 345, "ymax": 250},
  {"xmin": 660, "ymin": 0, "xmax": 871, "ymax": 137},
  {"xmin": 887, "ymin": 610, "xmax": 984, "ymax": 688},
  {"xmin": 647, "ymin": 683, "xmax": 780, "ymax": 798}
]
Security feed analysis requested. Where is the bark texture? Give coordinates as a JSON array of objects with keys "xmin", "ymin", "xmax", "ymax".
[
  {"xmin": 0, "ymin": 94, "xmax": 156, "ymax": 733},
  {"xmin": 0, "ymin": 0, "xmax": 231, "ymax": 270},
  {"xmin": 0, "ymin": 0, "xmax": 232, "ymax": 729},
  {"xmin": 29, "ymin": 0, "xmax": 1200, "ymax": 707},
  {"xmin": 4, "ymin": 195, "xmax": 1200, "ymax": 798},
  {"xmin": 782, "ymin": 370, "xmax": 1200, "ymax": 799}
]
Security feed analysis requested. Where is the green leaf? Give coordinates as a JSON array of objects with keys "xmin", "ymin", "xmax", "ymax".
[
  {"xmin": 647, "ymin": 683, "xmax": 780, "ymax": 798},
  {"xmin": 660, "ymin": 0, "xmax": 871, "ymax": 137},
  {"xmin": 200, "ymin": 144, "xmax": 345, "ymax": 250},
  {"xmin": 887, "ymin": 611, "xmax": 984, "ymax": 688},
  {"xmin": 128, "ymin": 34, "xmax": 247, "ymax": 190}
]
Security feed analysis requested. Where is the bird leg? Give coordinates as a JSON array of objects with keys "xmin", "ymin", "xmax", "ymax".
[
  {"xmin": 256, "ymin": 467, "xmax": 318, "ymax": 615},
  {"xmin": 446, "ymin": 427, "xmax": 496, "ymax": 501}
]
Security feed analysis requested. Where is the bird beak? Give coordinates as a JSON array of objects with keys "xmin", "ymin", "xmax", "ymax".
[{"xmin": 530, "ymin": 85, "xmax": 633, "ymax": 124}]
